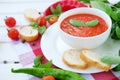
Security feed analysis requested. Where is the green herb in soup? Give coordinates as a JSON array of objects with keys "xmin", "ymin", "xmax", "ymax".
[
  {"xmin": 85, "ymin": 19, "xmax": 99, "ymax": 27},
  {"xmin": 69, "ymin": 19, "xmax": 84, "ymax": 27}
]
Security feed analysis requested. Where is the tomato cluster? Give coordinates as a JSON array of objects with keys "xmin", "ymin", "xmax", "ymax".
[{"xmin": 4, "ymin": 16, "xmax": 19, "ymax": 40}]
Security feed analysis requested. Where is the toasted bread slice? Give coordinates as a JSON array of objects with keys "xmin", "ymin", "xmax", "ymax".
[
  {"xmin": 62, "ymin": 49, "xmax": 88, "ymax": 69},
  {"xmin": 80, "ymin": 49, "xmax": 111, "ymax": 71},
  {"xmin": 20, "ymin": 25, "xmax": 38, "ymax": 42},
  {"xmin": 23, "ymin": 8, "xmax": 40, "ymax": 22}
]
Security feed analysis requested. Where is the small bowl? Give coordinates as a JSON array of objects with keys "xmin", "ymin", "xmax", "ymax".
[{"xmin": 58, "ymin": 8, "xmax": 112, "ymax": 49}]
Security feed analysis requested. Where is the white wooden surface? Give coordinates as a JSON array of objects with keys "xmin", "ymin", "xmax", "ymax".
[{"xmin": 0, "ymin": 0, "xmax": 59, "ymax": 80}]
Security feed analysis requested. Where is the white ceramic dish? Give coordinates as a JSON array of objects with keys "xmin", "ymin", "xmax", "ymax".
[
  {"xmin": 41, "ymin": 23, "xmax": 119, "ymax": 74},
  {"xmin": 58, "ymin": 8, "xmax": 112, "ymax": 49}
]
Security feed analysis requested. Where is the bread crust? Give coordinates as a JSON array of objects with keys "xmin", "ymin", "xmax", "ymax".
[
  {"xmin": 80, "ymin": 50, "xmax": 111, "ymax": 72},
  {"xmin": 23, "ymin": 8, "xmax": 40, "ymax": 22},
  {"xmin": 19, "ymin": 26, "xmax": 38, "ymax": 42},
  {"xmin": 62, "ymin": 49, "xmax": 88, "ymax": 69},
  {"xmin": 20, "ymin": 33, "xmax": 38, "ymax": 42},
  {"xmin": 24, "ymin": 15, "xmax": 36, "ymax": 22}
]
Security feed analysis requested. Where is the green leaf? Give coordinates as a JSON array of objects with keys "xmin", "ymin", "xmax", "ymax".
[
  {"xmin": 101, "ymin": 54, "xmax": 120, "ymax": 64},
  {"xmin": 33, "ymin": 56, "xmax": 42, "ymax": 67},
  {"xmin": 45, "ymin": 15, "xmax": 53, "ymax": 21},
  {"xmin": 38, "ymin": 26, "xmax": 46, "ymax": 34},
  {"xmin": 50, "ymin": 4, "xmax": 62, "ymax": 16},
  {"xmin": 114, "ymin": 2, "xmax": 120, "ymax": 8},
  {"xmin": 85, "ymin": 20, "xmax": 99, "ymax": 27},
  {"xmin": 111, "ymin": 11, "xmax": 120, "ymax": 21},
  {"xmin": 33, "ymin": 55, "xmax": 52, "ymax": 68},
  {"xmin": 37, "ymin": 60, "xmax": 52, "ymax": 68},
  {"xmin": 69, "ymin": 19, "xmax": 84, "ymax": 27},
  {"xmin": 119, "ymin": 49, "xmax": 120, "ymax": 56},
  {"xmin": 30, "ymin": 22, "xmax": 38, "ymax": 28},
  {"xmin": 55, "ymin": 4, "xmax": 62, "ymax": 16},
  {"xmin": 111, "ymin": 22, "xmax": 120, "ymax": 40},
  {"xmin": 116, "ymin": 8, "xmax": 120, "ymax": 19},
  {"xmin": 112, "ymin": 64, "xmax": 120, "ymax": 71},
  {"xmin": 37, "ymin": 20, "xmax": 40, "ymax": 26},
  {"xmin": 78, "ymin": 0, "xmax": 90, "ymax": 3},
  {"xmin": 50, "ymin": 6, "xmax": 56, "ymax": 15},
  {"xmin": 91, "ymin": 1, "xmax": 112, "ymax": 16},
  {"xmin": 112, "ymin": 49, "xmax": 120, "ymax": 71},
  {"xmin": 78, "ymin": 0, "xmax": 108, "ymax": 3},
  {"xmin": 116, "ymin": 26, "xmax": 120, "ymax": 38}
]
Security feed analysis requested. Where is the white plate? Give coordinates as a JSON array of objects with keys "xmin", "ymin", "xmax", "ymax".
[{"xmin": 41, "ymin": 22, "xmax": 120, "ymax": 74}]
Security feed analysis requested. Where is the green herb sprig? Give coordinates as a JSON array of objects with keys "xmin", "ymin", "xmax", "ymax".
[
  {"xmin": 90, "ymin": 0, "xmax": 120, "ymax": 40},
  {"xmin": 69, "ymin": 19, "xmax": 84, "ymax": 27},
  {"xmin": 30, "ymin": 21, "xmax": 46, "ymax": 34},
  {"xmin": 85, "ymin": 20, "xmax": 99, "ymax": 27},
  {"xmin": 46, "ymin": 4, "xmax": 62, "ymax": 21},
  {"xmin": 33, "ymin": 55, "xmax": 52, "ymax": 68},
  {"xmin": 69, "ymin": 19, "xmax": 99, "ymax": 27}
]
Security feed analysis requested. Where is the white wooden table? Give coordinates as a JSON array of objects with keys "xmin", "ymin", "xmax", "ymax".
[
  {"xmin": 1, "ymin": 0, "xmax": 120, "ymax": 80},
  {"xmin": 0, "ymin": 0, "xmax": 59, "ymax": 80}
]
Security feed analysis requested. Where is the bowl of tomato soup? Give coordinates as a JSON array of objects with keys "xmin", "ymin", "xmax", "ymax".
[{"xmin": 58, "ymin": 8, "xmax": 112, "ymax": 49}]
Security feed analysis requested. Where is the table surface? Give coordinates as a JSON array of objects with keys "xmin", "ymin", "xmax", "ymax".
[
  {"xmin": 0, "ymin": 0, "xmax": 59, "ymax": 80},
  {"xmin": 0, "ymin": 0, "xmax": 120, "ymax": 80}
]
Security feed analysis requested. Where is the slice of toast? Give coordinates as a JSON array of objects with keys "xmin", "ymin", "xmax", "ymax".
[
  {"xmin": 19, "ymin": 25, "xmax": 38, "ymax": 42},
  {"xmin": 23, "ymin": 8, "xmax": 41, "ymax": 22},
  {"xmin": 62, "ymin": 49, "xmax": 88, "ymax": 69},
  {"xmin": 80, "ymin": 49, "xmax": 111, "ymax": 71}
]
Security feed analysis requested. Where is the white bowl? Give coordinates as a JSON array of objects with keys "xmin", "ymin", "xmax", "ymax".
[{"xmin": 58, "ymin": 8, "xmax": 112, "ymax": 49}]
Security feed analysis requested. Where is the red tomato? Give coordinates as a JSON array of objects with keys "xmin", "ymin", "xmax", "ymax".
[
  {"xmin": 7, "ymin": 28, "xmax": 19, "ymax": 40},
  {"xmin": 41, "ymin": 75, "xmax": 56, "ymax": 80},
  {"xmin": 36, "ymin": 16, "xmax": 46, "ymax": 26},
  {"xmin": 5, "ymin": 17, "xmax": 16, "ymax": 28}
]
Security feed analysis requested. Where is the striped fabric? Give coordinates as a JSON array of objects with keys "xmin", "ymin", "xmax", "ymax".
[{"xmin": 11, "ymin": 36, "xmax": 120, "ymax": 80}]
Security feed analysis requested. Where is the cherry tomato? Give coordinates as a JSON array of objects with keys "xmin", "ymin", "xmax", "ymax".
[
  {"xmin": 7, "ymin": 28, "xmax": 19, "ymax": 40},
  {"xmin": 36, "ymin": 16, "xmax": 46, "ymax": 26},
  {"xmin": 5, "ymin": 16, "xmax": 16, "ymax": 28},
  {"xmin": 48, "ymin": 16, "xmax": 58, "ymax": 25},
  {"xmin": 41, "ymin": 75, "xmax": 56, "ymax": 80}
]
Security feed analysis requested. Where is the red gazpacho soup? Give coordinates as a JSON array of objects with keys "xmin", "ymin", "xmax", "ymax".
[{"xmin": 60, "ymin": 14, "xmax": 108, "ymax": 37}]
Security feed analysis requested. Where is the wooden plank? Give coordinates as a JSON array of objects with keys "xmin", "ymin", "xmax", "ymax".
[
  {"xmin": 0, "ymin": 1, "xmax": 59, "ymax": 26},
  {"xmin": 0, "ymin": 2, "xmax": 57, "ymax": 14},
  {"xmin": 0, "ymin": 0, "xmax": 58, "ymax": 3}
]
